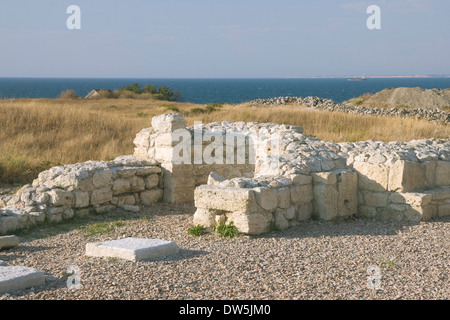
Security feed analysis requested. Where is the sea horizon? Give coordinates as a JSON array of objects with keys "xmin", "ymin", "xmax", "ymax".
[{"xmin": 1, "ymin": 77, "xmax": 449, "ymax": 104}]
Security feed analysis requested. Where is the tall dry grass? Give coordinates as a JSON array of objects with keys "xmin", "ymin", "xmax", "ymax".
[{"xmin": 0, "ymin": 99, "xmax": 448, "ymax": 184}]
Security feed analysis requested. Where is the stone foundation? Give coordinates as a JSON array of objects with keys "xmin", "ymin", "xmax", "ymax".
[{"xmin": 1, "ymin": 113, "xmax": 449, "ymax": 236}]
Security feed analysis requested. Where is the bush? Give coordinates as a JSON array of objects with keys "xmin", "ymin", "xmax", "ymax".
[
  {"xmin": 118, "ymin": 83, "xmax": 182, "ymax": 101},
  {"xmin": 162, "ymin": 104, "xmax": 180, "ymax": 112},
  {"xmin": 190, "ymin": 107, "xmax": 205, "ymax": 115},
  {"xmin": 59, "ymin": 90, "xmax": 79, "ymax": 99},
  {"xmin": 120, "ymin": 83, "xmax": 143, "ymax": 94},
  {"xmin": 216, "ymin": 221, "xmax": 238, "ymax": 238}
]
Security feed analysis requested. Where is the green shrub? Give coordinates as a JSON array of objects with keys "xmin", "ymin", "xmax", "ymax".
[
  {"xmin": 136, "ymin": 112, "xmax": 150, "ymax": 118},
  {"xmin": 190, "ymin": 107, "xmax": 205, "ymax": 115},
  {"xmin": 188, "ymin": 224, "xmax": 206, "ymax": 236},
  {"xmin": 162, "ymin": 104, "xmax": 180, "ymax": 112},
  {"xmin": 353, "ymin": 98, "xmax": 364, "ymax": 106},
  {"xmin": 216, "ymin": 221, "xmax": 238, "ymax": 238}
]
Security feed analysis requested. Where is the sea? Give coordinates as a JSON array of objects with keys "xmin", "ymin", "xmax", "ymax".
[{"xmin": 0, "ymin": 77, "xmax": 449, "ymax": 104}]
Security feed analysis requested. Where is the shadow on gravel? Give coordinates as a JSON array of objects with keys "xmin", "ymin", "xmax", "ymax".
[
  {"xmin": 148, "ymin": 249, "xmax": 210, "ymax": 262},
  {"xmin": 252, "ymin": 216, "xmax": 450, "ymax": 240}
]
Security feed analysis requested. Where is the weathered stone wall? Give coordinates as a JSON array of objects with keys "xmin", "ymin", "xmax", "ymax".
[
  {"xmin": 131, "ymin": 113, "xmax": 449, "ymax": 235},
  {"xmin": 345, "ymin": 141, "xmax": 450, "ymax": 222},
  {"xmin": 0, "ymin": 156, "xmax": 163, "ymax": 235},
  {"xmin": 193, "ymin": 169, "xmax": 358, "ymax": 235},
  {"xmin": 1, "ymin": 113, "xmax": 448, "ymax": 236}
]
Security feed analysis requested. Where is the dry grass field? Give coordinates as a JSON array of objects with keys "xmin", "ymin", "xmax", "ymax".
[{"xmin": 0, "ymin": 97, "xmax": 449, "ymax": 184}]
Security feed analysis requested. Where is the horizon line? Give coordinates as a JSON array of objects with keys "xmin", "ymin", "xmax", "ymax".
[{"xmin": 0, "ymin": 75, "xmax": 449, "ymax": 79}]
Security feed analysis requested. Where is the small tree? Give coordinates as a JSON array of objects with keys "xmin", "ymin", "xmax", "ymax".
[{"xmin": 120, "ymin": 83, "xmax": 143, "ymax": 94}]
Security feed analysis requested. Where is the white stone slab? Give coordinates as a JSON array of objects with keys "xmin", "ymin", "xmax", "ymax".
[
  {"xmin": 0, "ymin": 266, "xmax": 45, "ymax": 294},
  {"xmin": 85, "ymin": 237, "xmax": 179, "ymax": 262}
]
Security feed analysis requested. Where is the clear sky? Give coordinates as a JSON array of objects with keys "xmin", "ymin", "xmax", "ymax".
[{"xmin": 0, "ymin": 0, "xmax": 449, "ymax": 78}]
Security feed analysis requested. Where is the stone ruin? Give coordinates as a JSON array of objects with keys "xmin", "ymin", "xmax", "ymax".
[{"xmin": 1, "ymin": 113, "xmax": 449, "ymax": 235}]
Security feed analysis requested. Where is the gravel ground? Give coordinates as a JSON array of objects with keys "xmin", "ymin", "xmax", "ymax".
[{"xmin": 0, "ymin": 202, "xmax": 449, "ymax": 300}]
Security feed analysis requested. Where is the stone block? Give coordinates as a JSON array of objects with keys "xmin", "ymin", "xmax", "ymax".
[
  {"xmin": 390, "ymin": 192, "xmax": 433, "ymax": 206},
  {"xmin": 254, "ymin": 187, "xmax": 278, "ymax": 211},
  {"xmin": 405, "ymin": 205, "xmax": 436, "ymax": 221},
  {"xmin": 274, "ymin": 210, "xmax": 289, "ymax": 230},
  {"xmin": 140, "ymin": 189, "xmax": 163, "ymax": 204},
  {"xmin": 358, "ymin": 205, "xmax": 378, "ymax": 219},
  {"xmin": 277, "ymin": 187, "xmax": 291, "ymax": 209},
  {"xmin": 73, "ymin": 191, "xmax": 90, "ymax": 208},
  {"xmin": 116, "ymin": 195, "xmax": 136, "ymax": 207},
  {"xmin": 0, "ymin": 235, "xmax": 19, "ymax": 250},
  {"xmin": 388, "ymin": 160, "xmax": 426, "ymax": 192},
  {"xmin": 151, "ymin": 113, "xmax": 187, "ymax": 133},
  {"xmin": 29, "ymin": 211, "xmax": 46, "ymax": 224},
  {"xmin": 130, "ymin": 176, "xmax": 146, "ymax": 192},
  {"xmin": 144, "ymin": 174, "xmax": 160, "ymax": 189},
  {"xmin": 91, "ymin": 188, "xmax": 113, "ymax": 206},
  {"xmin": 436, "ymin": 161, "xmax": 450, "ymax": 186},
  {"xmin": 135, "ymin": 166, "xmax": 162, "ymax": 176},
  {"xmin": 194, "ymin": 185, "xmax": 258, "ymax": 213},
  {"xmin": 193, "ymin": 208, "xmax": 217, "ymax": 229},
  {"xmin": 85, "ymin": 237, "xmax": 179, "ymax": 262},
  {"xmin": 337, "ymin": 170, "xmax": 358, "ymax": 217},
  {"xmin": 0, "ymin": 216, "xmax": 22, "ymax": 235},
  {"xmin": 283, "ymin": 206, "xmax": 296, "ymax": 220},
  {"xmin": 0, "ymin": 266, "xmax": 45, "ymax": 294},
  {"xmin": 424, "ymin": 160, "xmax": 437, "ymax": 189},
  {"xmin": 290, "ymin": 184, "xmax": 313, "ymax": 205},
  {"xmin": 123, "ymin": 205, "xmax": 140, "ymax": 213},
  {"xmin": 313, "ymin": 183, "xmax": 338, "ymax": 220},
  {"xmin": 112, "ymin": 179, "xmax": 131, "ymax": 195},
  {"xmin": 48, "ymin": 189, "xmax": 73, "ymax": 207},
  {"xmin": 311, "ymin": 172, "xmax": 337, "ymax": 185},
  {"xmin": 93, "ymin": 168, "xmax": 112, "ymax": 188},
  {"xmin": 437, "ymin": 204, "xmax": 450, "ymax": 217},
  {"xmin": 364, "ymin": 192, "xmax": 389, "ymax": 207},
  {"xmin": 379, "ymin": 205, "xmax": 406, "ymax": 222},
  {"xmin": 226, "ymin": 211, "xmax": 272, "ymax": 235},
  {"xmin": 353, "ymin": 162, "xmax": 388, "ymax": 192},
  {"xmin": 116, "ymin": 168, "xmax": 137, "ymax": 179},
  {"xmin": 290, "ymin": 174, "xmax": 312, "ymax": 186},
  {"xmin": 297, "ymin": 202, "xmax": 313, "ymax": 221}
]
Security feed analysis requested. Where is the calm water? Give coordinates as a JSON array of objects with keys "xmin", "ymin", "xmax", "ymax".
[{"xmin": 0, "ymin": 77, "xmax": 449, "ymax": 104}]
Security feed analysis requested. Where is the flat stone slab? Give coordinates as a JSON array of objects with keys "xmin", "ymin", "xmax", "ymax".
[
  {"xmin": 0, "ymin": 235, "xmax": 20, "ymax": 250},
  {"xmin": 85, "ymin": 237, "xmax": 179, "ymax": 262},
  {"xmin": 0, "ymin": 266, "xmax": 45, "ymax": 294}
]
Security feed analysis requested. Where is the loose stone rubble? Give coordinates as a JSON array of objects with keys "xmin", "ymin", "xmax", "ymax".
[
  {"xmin": 1, "ymin": 112, "xmax": 449, "ymax": 236},
  {"xmin": 245, "ymin": 96, "xmax": 450, "ymax": 124}
]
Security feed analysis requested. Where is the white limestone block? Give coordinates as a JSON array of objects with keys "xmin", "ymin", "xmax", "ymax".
[
  {"xmin": 0, "ymin": 266, "xmax": 45, "ymax": 294},
  {"xmin": 86, "ymin": 237, "xmax": 179, "ymax": 262}
]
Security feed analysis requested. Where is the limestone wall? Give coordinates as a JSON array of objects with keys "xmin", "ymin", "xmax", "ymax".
[
  {"xmin": 345, "ymin": 141, "xmax": 450, "ymax": 222},
  {"xmin": 1, "ymin": 113, "xmax": 449, "ymax": 236},
  {"xmin": 131, "ymin": 113, "xmax": 449, "ymax": 235},
  {"xmin": 193, "ymin": 169, "xmax": 358, "ymax": 235},
  {"xmin": 0, "ymin": 156, "xmax": 164, "ymax": 235}
]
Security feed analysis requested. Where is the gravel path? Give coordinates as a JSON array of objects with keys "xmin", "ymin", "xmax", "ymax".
[{"xmin": 1, "ymin": 202, "xmax": 449, "ymax": 300}]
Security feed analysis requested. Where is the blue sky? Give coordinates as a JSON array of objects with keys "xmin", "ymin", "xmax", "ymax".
[{"xmin": 0, "ymin": 0, "xmax": 448, "ymax": 78}]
